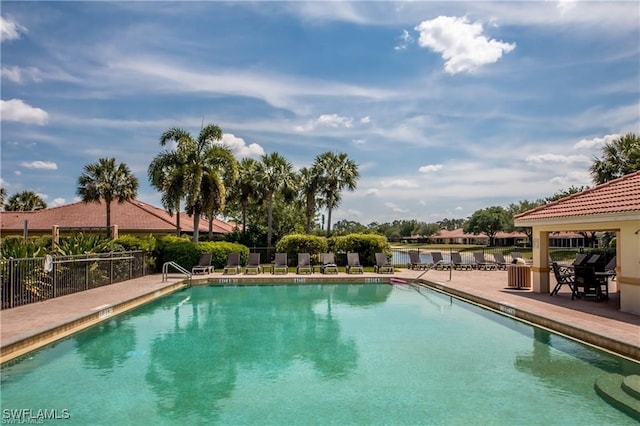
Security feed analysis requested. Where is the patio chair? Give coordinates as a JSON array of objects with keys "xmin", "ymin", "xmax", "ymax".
[
  {"xmin": 296, "ymin": 253, "xmax": 312, "ymax": 274},
  {"xmin": 346, "ymin": 252, "xmax": 364, "ymax": 274},
  {"xmin": 430, "ymin": 251, "xmax": 450, "ymax": 270},
  {"xmin": 319, "ymin": 253, "xmax": 338, "ymax": 274},
  {"xmin": 223, "ymin": 252, "xmax": 241, "ymax": 274},
  {"xmin": 272, "ymin": 253, "xmax": 289, "ymax": 274},
  {"xmin": 571, "ymin": 253, "xmax": 589, "ymax": 267},
  {"xmin": 493, "ymin": 253, "xmax": 509, "ymax": 270},
  {"xmin": 407, "ymin": 251, "xmax": 429, "ymax": 270},
  {"xmin": 192, "ymin": 253, "xmax": 214, "ymax": 274},
  {"xmin": 473, "ymin": 252, "xmax": 497, "ymax": 270},
  {"xmin": 374, "ymin": 253, "xmax": 394, "ymax": 274},
  {"xmin": 510, "ymin": 252, "xmax": 522, "ymax": 263},
  {"xmin": 550, "ymin": 262, "xmax": 576, "ymax": 298},
  {"xmin": 244, "ymin": 252, "xmax": 262, "ymax": 275},
  {"xmin": 574, "ymin": 265, "xmax": 607, "ymax": 301},
  {"xmin": 451, "ymin": 252, "xmax": 471, "ymax": 270},
  {"xmin": 604, "ymin": 256, "xmax": 616, "ymax": 280}
]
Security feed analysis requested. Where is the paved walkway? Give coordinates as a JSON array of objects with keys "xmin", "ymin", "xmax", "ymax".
[{"xmin": 1, "ymin": 268, "xmax": 638, "ymax": 363}]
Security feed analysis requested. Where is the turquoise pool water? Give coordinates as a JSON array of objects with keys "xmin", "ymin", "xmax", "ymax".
[{"xmin": 1, "ymin": 284, "xmax": 638, "ymax": 425}]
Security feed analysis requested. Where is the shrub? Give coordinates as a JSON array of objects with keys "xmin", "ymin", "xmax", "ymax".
[
  {"xmin": 154, "ymin": 236, "xmax": 249, "ymax": 270},
  {"xmin": 276, "ymin": 234, "xmax": 328, "ymax": 266},
  {"xmin": 329, "ymin": 233, "xmax": 390, "ymax": 266}
]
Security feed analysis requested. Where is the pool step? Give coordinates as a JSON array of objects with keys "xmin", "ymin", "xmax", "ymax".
[{"xmin": 594, "ymin": 374, "xmax": 640, "ymax": 420}]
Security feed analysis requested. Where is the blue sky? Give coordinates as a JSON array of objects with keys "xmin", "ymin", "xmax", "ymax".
[{"xmin": 1, "ymin": 1, "xmax": 639, "ymax": 225}]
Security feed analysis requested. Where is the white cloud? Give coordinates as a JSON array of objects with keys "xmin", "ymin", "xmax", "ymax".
[
  {"xmin": 365, "ymin": 188, "xmax": 379, "ymax": 196},
  {"xmin": 573, "ymin": 134, "xmax": 619, "ymax": 150},
  {"xmin": 380, "ymin": 179, "xmax": 419, "ymax": 188},
  {"xmin": 1, "ymin": 66, "xmax": 42, "ymax": 84},
  {"xmin": 526, "ymin": 153, "xmax": 590, "ymax": 164},
  {"xmin": 317, "ymin": 113, "xmax": 353, "ymax": 128},
  {"xmin": 549, "ymin": 170, "xmax": 591, "ymax": 186},
  {"xmin": 296, "ymin": 113, "xmax": 354, "ymax": 132},
  {"xmin": 557, "ymin": 0, "xmax": 578, "ymax": 15},
  {"xmin": 394, "ymin": 29, "xmax": 414, "ymax": 50},
  {"xmin": 20, "ymin": 161, "xmax": 58, "ymax": 170},
  {"xmin": 1, "ymin": 16, "xmax": 26, "ymax": 42},
  {"xmin": 352, "ymin": 139, "xmax": 366, "ymax": 145},
  {"xmin": 418, "ymin": 164, "xmax": 443, "ymax": 173},
  {"xmin": 385, "ymin": 202, "xmax": 409, "ymax": 213},
  {"xmin": 360, "ymin": 116, "xmax": 371, "ymax": 124},
  {"xmin": 1, "ymin": 99, "xmax": 49, "ymax": 125},
  {"xmin": 51, "ymin": 197, "xmax": 65, "ymax": 207},
  {"xmin": 455, "ymin": 206, "xmax": 463, "ymax": 211},
  {"xmin": 221, "ymin": 133, "xmax": 265, "ymax": 158},
  {"xmin": 415, "ymin": 16, "xmax": 516, "ymax": 74}
]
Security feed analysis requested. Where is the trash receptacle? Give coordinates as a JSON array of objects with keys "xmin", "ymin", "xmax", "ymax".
[{"xmin": 507, "ymin": 264, "xmax": 531, "ymax": 288}]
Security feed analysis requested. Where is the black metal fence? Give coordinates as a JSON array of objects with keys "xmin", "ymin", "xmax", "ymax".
[
  {"xmin": 245, "ymin": 246, "xmax": 568, "ymax": 268},
  {"xmin": 1, "ymin": 251, "xmax": 148, "ymax": 310}
]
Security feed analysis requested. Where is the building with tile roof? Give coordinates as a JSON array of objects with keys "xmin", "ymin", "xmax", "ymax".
[
  {"xmin": 514, "ymin": 171, "xmax": 640, "ymax": 315},
  {"xmin": 0, "ymin": 199, "xmax": 237, "ymax": 238}
]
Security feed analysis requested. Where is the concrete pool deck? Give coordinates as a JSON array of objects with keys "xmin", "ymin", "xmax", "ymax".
[{"xmin": 1, "ymin": 268, "xmax": 638, "ymax": 364}]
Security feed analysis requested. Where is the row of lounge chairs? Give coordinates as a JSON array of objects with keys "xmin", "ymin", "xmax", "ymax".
[
  {"xmin": 407, "ymin": 251, "xmax": 519, "ymax": 271},
  {"xmin": 192, "ymin": 252, "xmax": 395, "ymax": 275}
]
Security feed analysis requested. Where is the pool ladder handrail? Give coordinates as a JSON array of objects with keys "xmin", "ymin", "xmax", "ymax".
[{"xmin": 162, "ymin": 261, "xmax": 192, "ymax": 285}]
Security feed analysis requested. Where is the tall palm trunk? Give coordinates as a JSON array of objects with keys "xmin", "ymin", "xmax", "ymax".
[
  {"xmin": 267, "ymin": 195, "xmax": 274, "ymax": 248},
  {"xmin": 106, "ymin": 201, "xmax": 112, "ymax": 238},
  {"xmin": 193, "ymin": 212, "xmax": 200, "ymax": 242}
]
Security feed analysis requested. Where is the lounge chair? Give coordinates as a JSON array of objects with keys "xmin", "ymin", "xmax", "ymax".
[
  {"xmin": 451, "ymin": 252, "xmax": 471, "ymax": 270},
  {"xmin": 296, "ymin": 253, "xmax": 312, "ymax": 274},
  {"xmin": 407, "ymin": 251, "xmax": 429, "ymax": 270},
  {"xmin": 192, "ymin": 253, "xmax": 213, "ymax": 274},
  {"xmin": 223, "ymin": 252, "xmax": 241, "ymax": 274},
  {"xmin": 473, "ymin": 252, "xmax": 497, "ymax": 270},
  {"xmin": 346, "ymin": 252, "xmax": 364, "ymax": 274},
  {"xmin": 272, "ymin": 253, "xmax": 289, "ymax": 274},
  {"xmin": 319, "ymin": 253, "xmax": 338, "ymax": 274},
  {"xmin": 493, "ymin": 253, "xmax": 509, "ymax": 270},
  {"xmin": 244, "ymin": 252, "xmax": 262, "ymax": 275},
  {"xmin": 604, "ymin": 256, "xmax": 616, "ymax": 280},
  {"xmin": 430, "ymin": 252, "xmax": 450, "ymax": 270},
  {"xmin": 551, "ymin": 262, "xmax": 576, "ymax": 298},
  {"xmin": 374, "ymin": 253, "xmax": 394, "ymax": 274}
]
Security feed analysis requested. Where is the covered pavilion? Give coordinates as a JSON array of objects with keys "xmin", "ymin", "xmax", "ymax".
[{"xmin": 514, "ymin": 171, "xmax": 640, "ymax": 315}]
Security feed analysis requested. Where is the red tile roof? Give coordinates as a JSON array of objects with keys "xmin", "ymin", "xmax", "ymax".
[
  {"xmin": 514, "ymin": 171, "xmax": 640, "ymax": 222},
  {"xmin": 0, "ymin": 199, "xmax": 237, "ymax": 235}
]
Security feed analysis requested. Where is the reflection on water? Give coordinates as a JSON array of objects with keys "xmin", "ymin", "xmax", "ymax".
[{"xmin": 145, "ymin": 284, "xmax": 391, "ymax": 422}]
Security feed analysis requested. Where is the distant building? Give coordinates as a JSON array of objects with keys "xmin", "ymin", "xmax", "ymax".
[{"xmin": 0, "ymin": 199, "xmax": 237, "ymax": 239}]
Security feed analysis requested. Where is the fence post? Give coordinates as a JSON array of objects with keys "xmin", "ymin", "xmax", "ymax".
[{"xmin": 9, "ymin": 258, "xmax": 15, "ymax": 309}]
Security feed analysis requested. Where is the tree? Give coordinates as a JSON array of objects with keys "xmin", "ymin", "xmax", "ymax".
[
  {"xmin": 231, "ymin": 157, "xmax": 260, "ymax": 238},
  {"xmin": 463, "ymin": 206, "xmax": 510, "ymax": 246},
  {"xmin": 256, "ymin": 152, "xmax": 297, "ymax": 248},
  {"xmin": 158, "ymin": 124, "xmax": 238, "ymax": 242},
  {"xmin": 313, "ymin": 151, "xmax": 359, "ymax": 236},
  {"xmin": 4, "ymin": 190, "xmax": 47, "ymax": 211},
  {"xmin": 0, "ymin": 187, "xmax": 6, "ymax": 209},
  {"xmin": 506, "ymin": 200, "xmax": 544, "ymax": 245},
  {"xmin": 297, "ymin": 166, "xmax": 322, "ymax": 234},
  {"xmin": 148, "ymin": 149, "xmax": 186, "ymax": 236},
  {"xmin": 544, "ymin": 186, "xmax": 590, "ymax": 203},
  {"xmin": 76, "ymin": 157, "xmax": 139, "ymax": 238},
  {"xmin": 590, "ymin": 133, "xmax": 640, "ymax": 184}
]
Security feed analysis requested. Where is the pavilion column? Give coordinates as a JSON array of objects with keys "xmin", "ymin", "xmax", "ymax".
[{"xmin": 531, "ymin": 229, "xmax": 550, "ymax": 293}]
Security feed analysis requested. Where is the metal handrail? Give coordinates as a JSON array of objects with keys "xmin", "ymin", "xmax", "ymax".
[{"xmin": 162, "ymin": 261, "xmax": 192, "ymax": 284}]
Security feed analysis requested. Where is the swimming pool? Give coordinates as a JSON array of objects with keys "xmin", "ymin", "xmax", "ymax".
[{"xmin": 2, "ymin": 283, "xmax": 638, "ymax": 425}]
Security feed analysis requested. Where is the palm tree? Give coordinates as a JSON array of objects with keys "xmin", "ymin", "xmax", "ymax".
[
  {"xmin": 0, "ymin": 187, "xmax": 7, "ymax": 209},
  {"xmin": 76, "ymin": 157, "xmax": 139, "ymax": 238},
  {"xmin": 233, "ymin": 157, "xmax": 260, "ymax": 236},
  {"xmin": 297, "ymin": 166, "xmax": 322, "ymax": 233},
  {"xmin": 256, "ymin": 152, "xmax": 296, "ymax": 248},
  {"xmin": 4, "ymin": 190, "xmax": 48, "ymax": 211},
  {"xmin": 590, "ymin": 133, "xmax": 640, "ymax": 184},
  {"xmin": 159, "ymin": 124, "xmax": 238, "ymax": 242},
  {"xmin": 313, "ymin": 151, "xmax": 359, "ymax": 236},
  {"xmin": 148, "ymin": 149, "xmax": 186, "ymax": 237}
]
